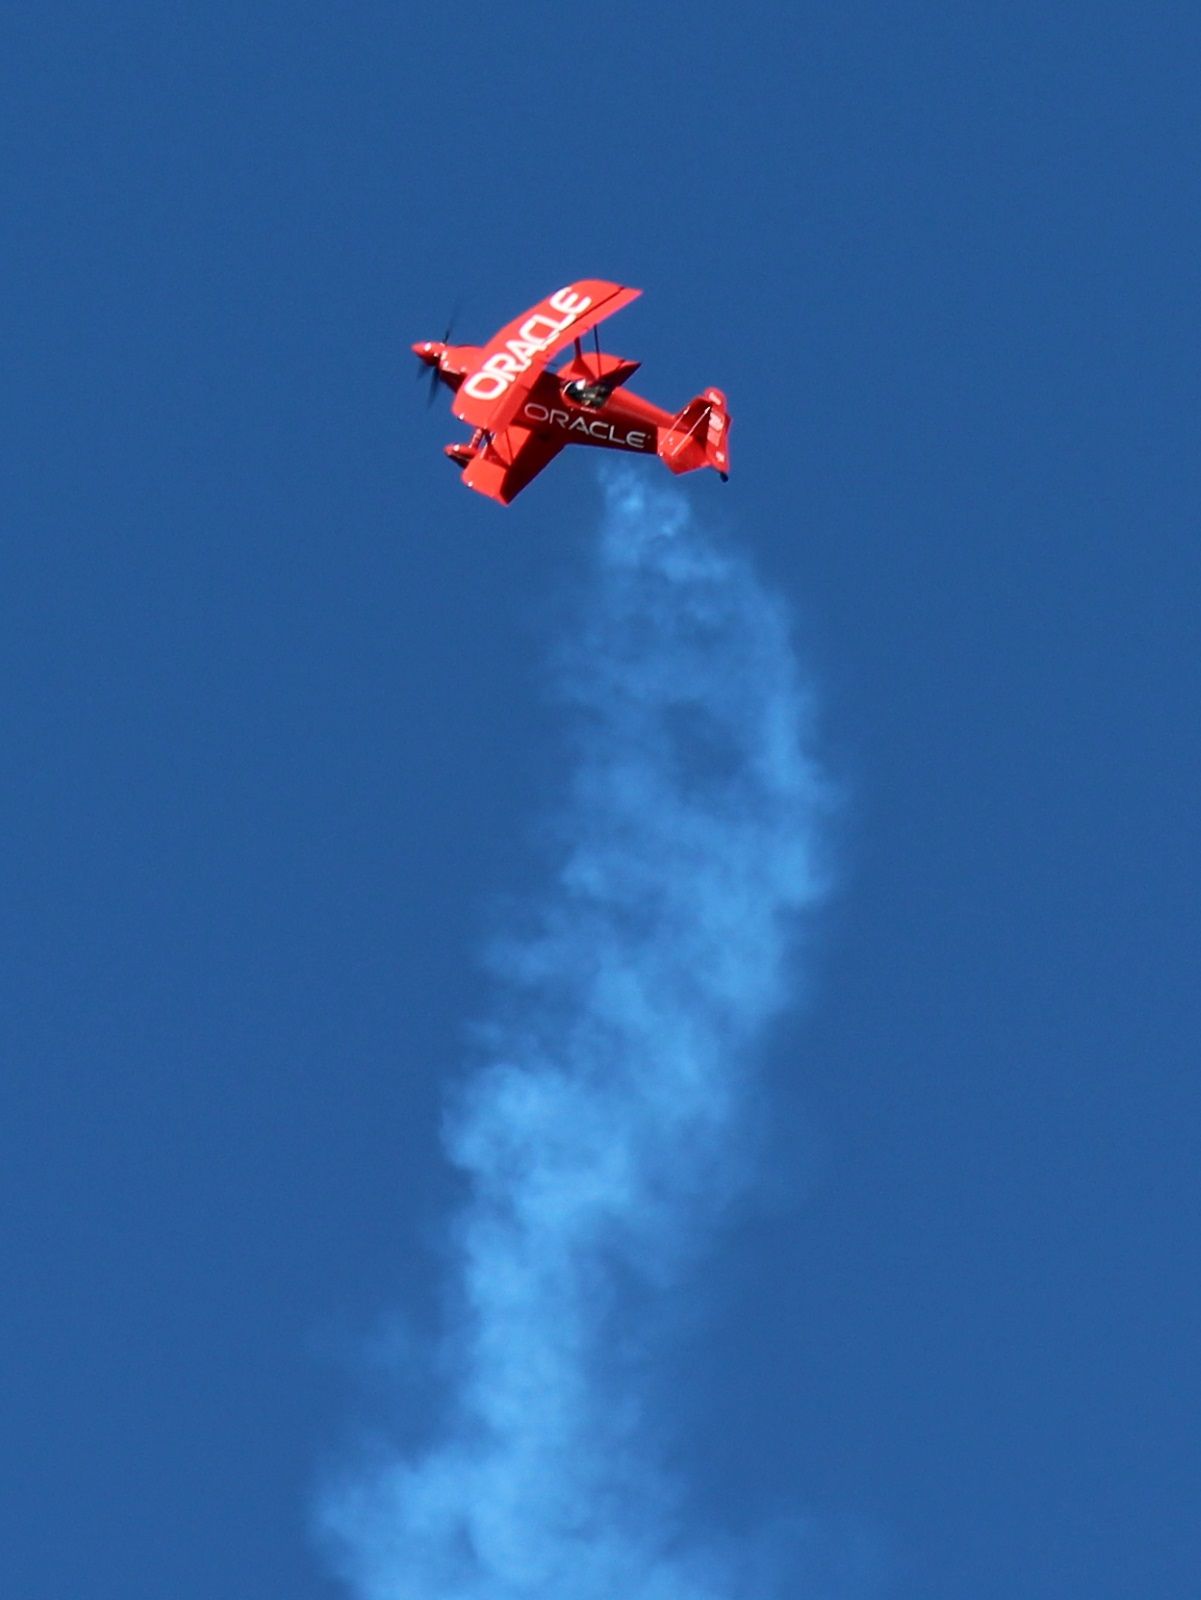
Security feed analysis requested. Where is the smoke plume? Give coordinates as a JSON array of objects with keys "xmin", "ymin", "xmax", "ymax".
[{"xmin": 321, "ymin": 473, "xmax": 832, "ymax": 1598}]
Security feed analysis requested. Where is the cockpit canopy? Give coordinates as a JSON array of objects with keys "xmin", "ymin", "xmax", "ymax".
[{"xmin": 563, "ymin": 378, "xmax": 613, "ymax": 409}]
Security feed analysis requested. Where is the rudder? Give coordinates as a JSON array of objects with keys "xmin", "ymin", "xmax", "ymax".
[{"xmin": 657, "ymin": 388, "xmax": 731, "ymax": 479}]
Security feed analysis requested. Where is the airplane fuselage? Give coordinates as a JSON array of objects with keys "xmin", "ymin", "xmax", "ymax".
[{"xmin": 508, "ymin": 370, "xmax": 668, "ymax": 456}]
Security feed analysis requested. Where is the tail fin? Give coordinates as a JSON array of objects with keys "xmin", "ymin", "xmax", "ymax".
[{"xmin": 657, "ymin": 388, "xmax": 731, "ymax": 479}]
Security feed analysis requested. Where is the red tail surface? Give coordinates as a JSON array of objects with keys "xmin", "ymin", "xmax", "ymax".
[{"xmin": 657, "ymin": 388, "xmax": 731, "ymax": 479}]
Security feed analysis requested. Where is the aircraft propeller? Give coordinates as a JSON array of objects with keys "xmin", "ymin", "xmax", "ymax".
[{"xmin": 415, "ymin": 306, "xmax": 460, "ymax": 406}]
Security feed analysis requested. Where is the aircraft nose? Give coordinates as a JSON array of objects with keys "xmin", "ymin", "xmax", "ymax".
[{"xmin": 412, "ymin": 340, "xmax": 442, "ymax": 365}]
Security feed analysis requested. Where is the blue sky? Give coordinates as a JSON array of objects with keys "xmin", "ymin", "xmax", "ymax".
[{"xmin": 3, "ymin": 5, "xmax": 1199, "ymax": 1598}]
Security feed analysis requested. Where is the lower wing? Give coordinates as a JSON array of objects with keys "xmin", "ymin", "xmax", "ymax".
[{"xmin": 461, "ymin": 426, "xmax": 564, "ymax": 505}]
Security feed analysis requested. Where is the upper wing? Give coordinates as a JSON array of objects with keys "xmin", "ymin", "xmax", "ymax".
[
  {"xmin": 461, "ymin": 425, "xmax": 565, "ymax": 505},
  {"xmin": 453, "ymin": 280, "xmax": 641, "ymax": 434}
]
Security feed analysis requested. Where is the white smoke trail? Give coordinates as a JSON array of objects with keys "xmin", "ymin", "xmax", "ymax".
[{"xmin": 321, "ymin": 473, "xmax": 834, "ymax": 1599}]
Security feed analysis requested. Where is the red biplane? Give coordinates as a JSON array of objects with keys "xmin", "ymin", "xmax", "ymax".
[{"xmin": 412, "ymin": 280, "xmax": 730, "ymax": 505}]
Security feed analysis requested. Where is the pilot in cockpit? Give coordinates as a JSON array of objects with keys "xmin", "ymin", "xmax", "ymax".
[{"xmin": 563, "ymin": 378, "xmax": 612, "ymax": 409}]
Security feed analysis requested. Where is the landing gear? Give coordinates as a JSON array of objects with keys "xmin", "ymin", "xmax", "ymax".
[{"xmin": 443, "ymin": 427, "xmax": 488, "ymax": 470}]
